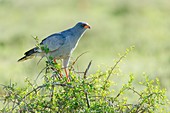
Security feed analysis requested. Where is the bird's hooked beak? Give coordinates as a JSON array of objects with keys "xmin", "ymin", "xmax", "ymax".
[{"xmin": 84, "ymin": 24, "xmax": 91, "ymax": 29}]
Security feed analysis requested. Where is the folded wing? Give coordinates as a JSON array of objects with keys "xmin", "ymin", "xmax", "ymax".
[{"xmin": 40, "ymin": 33, "xmax": 66, "ymax": 52}]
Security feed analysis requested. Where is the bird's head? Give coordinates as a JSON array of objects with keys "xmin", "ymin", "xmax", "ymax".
[{"xmin": 75, "ymin": 22, "xmax": 91, "ymax": 30}]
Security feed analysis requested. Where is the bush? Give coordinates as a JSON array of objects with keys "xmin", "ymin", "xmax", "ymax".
[{"xmin": 0, "ymin": 47, "xmax": 169, "ymax": 113}]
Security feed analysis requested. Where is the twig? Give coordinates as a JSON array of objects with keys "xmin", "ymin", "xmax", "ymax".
[
  {"xmin": 37, "ymin": 56, "xmax": 44, "ymax": 65},
  {"xmin": 69, "ymin": 51, "xmax": 89, "ymax": 71},
  {"xmin": 113, "ymin": 87, "xmax": 140, "ymax": 103},
  {"xmin": 128, "ymin": 87, "xmax": 141, "ymax": 97},
  {"xmin": 103, "ymin": 52, "xmax": 127, "ymax": 89},
  {"xmin": 72, "ymin": 71, "xmax": 85, "ymax": 74},
  {"xmin": 84, "ymin": 90, "xmax": 90, "ymax": 108},
  {"xmin": 106, "ymin": 53, "xmax": 127, "ymax": 82},
  {"xmin": 88, "ymin": 74, "xmax": 105, "ymax": 83},
  {"xmin": 50, "ymin": 76, "xmax": 55, "ymax": 110},
  {"xmin": 83, "ymin": 61, "xmax": 92, "ymax": 108},
  {"xmin": 34, "ymin": 66, "xmax": 48, "ymax": 82},
  {"xmin": 113, "ymin": 88, "xmax": 127, "ymax": 102},
  {"xmin": 135, "ymin": 93, "xmax": 158, "ymax": 112},
  {"xmin": 84, "ymin": 60, "xmax": 92, "ymax": 79}
]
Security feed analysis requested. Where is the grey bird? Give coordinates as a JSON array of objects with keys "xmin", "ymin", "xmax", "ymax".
[{"xmin": 18, "ymin": 22, "xmax": 91, "ymax": 81}]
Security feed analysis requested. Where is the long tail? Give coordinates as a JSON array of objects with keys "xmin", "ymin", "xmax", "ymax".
[{"xmin": 18, "ymin": 47, "xmax": 39, "ymax": 62}]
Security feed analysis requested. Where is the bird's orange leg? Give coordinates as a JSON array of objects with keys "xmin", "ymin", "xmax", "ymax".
[
  {"xmin": 64, "ymin": 68, "xmax": 70, "ymax": 82},
  {"xmin": 53, "ymin": 58, "xmax": 57, "ymax": 63}
]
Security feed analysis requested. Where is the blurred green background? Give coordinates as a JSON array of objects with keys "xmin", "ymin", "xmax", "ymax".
[{"xmin": 0, "ymin": 0, "xmax": 170, "ymax": 101}]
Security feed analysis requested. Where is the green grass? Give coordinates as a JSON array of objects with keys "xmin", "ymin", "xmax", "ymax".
[{"xmin": 0, "ymin": 0, "xmax": 170, "ymax": 104}]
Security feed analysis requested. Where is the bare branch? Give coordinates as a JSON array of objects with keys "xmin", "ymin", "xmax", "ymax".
[
  {"xmin": 84, "ymin": 90, "xmax": 90, "ymax": 108},
  {"xmin": 84, "ymin": 60, "xmax": 92, "ymax": 79},
  {"xmin": 69, "ymin": 51, "xmax": 89, "ymax": 71},
  {"xmin": 83, "ymin": 61, "xmax": 92, "ymax": 108}
]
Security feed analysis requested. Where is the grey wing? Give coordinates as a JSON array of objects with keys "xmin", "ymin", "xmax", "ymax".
[{"xmin": 40, "ymin": 33, "xmax": 66, "ymax": 52}]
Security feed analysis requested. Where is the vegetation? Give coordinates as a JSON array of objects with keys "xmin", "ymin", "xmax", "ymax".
[
  {"xmin": 0, "ymin": 0, "xmax": 170, "ymax": 112},
  {"xmin": 0, "ymin": 47, "xmax": 169, "ymax": 112}
]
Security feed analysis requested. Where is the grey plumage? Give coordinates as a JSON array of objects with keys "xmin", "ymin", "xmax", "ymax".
[{"xmin": 18, "ymin": 22, "xmax": 90, "ymax": 68}]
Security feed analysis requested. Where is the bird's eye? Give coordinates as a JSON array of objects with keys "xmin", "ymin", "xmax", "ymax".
[{"xmin": 81, "ymin": 24, "xmax": 86, "ymax": 27}]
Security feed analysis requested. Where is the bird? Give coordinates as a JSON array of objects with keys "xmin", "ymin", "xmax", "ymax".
[{"xmin": 18, "ymin": 22, "xmax": 91, "ymax": 82}]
